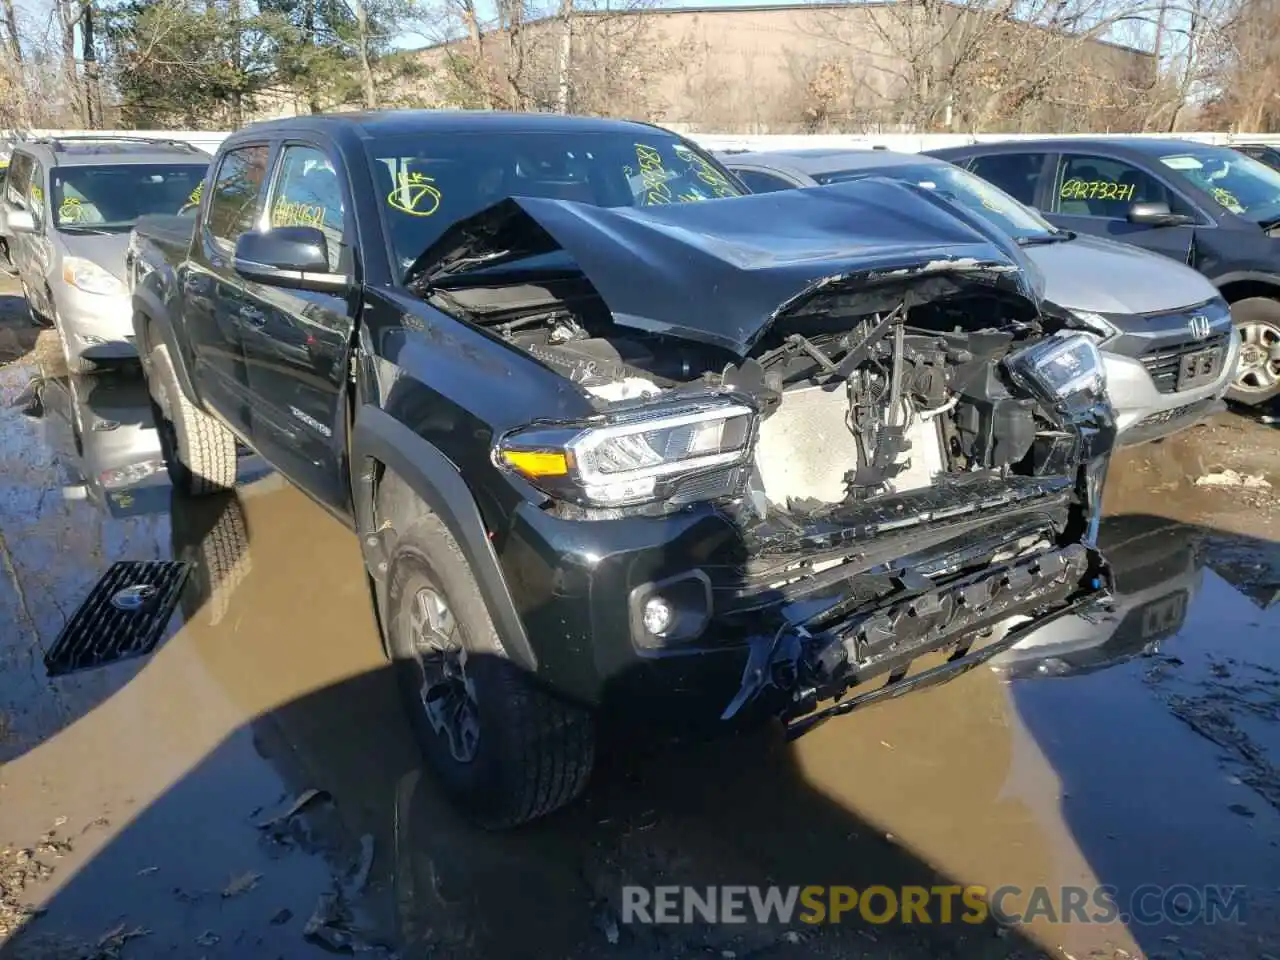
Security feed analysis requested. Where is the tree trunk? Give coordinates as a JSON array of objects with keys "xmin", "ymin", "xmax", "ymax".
[
  {"xmin": 57, "ymin": 0, "xmax": 82, "ymax": 124},
  {"xmin": 81, "ymin": 1, "xmax": 101, "ymax": 128},
  {"xmin": 353, "ymin": 0, "xmax": 376, "ymax": 108},
  {"xmin": 229, "ymin": 0, "xmax": 244, "ymax": 126},
  {"xmin": 1, "ymin": 0, "xmax": 27, "ymax": 126},
  {"xmin": 500, "ymin": 0, "xmax": 522, "ymax": 110},
  {"xmin": 461, "ymin": 1, "xmax": 491, "ymax": 108},
  {"xmin": 556, "ymin": 0, "xmax": 572, "ymax": 114},
  {"xmin": 304, "ymin": 0, "xmax": 321, "ymax": 113}
]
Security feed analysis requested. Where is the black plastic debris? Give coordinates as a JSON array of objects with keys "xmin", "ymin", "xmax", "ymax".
[{"xmin": 44, "ymin": 560, "xmax": 191, "ymax": 676}]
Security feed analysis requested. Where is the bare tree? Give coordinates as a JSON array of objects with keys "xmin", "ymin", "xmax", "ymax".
[
  {"xmin": 802, "ymin": 0, "xmax": 1166, "ymax": 134},
  {"xmin": 56, "ymin": 0, "xmax": 84, "ymax": 124},
  {"xmin": 0, "ymin": 0, "xmax": 28, "ymax": 126},
  {"xmin": 1202, "ymin": 0, "xmax": 1280, "ymax": 130}
]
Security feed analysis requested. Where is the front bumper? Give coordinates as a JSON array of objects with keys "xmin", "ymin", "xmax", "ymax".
[
  {"xmin": 498, "ymin": 471, "xmax": 1106, "ymax": 723},
  {"xmin": 52, "ymin": 285, "xmax": 137, "ymax": 360},
  {"xmin": 1104, "ymin": 325, "xmax": 1240, "ymax": 446}
]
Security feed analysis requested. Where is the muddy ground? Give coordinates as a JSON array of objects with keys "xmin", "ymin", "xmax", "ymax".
[{"xmin": 0, "ymin": 276, "xmax": 1277, "ymax": 960}]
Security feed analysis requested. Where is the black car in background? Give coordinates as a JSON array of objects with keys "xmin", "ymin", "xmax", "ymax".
[
  {"xmin": 1236, "ymin": 143, "xmax": 1280, "ymax": 173},
  {"xmin": 928, "ymin": 138, "xmax": 1280, "ymax": 404}
]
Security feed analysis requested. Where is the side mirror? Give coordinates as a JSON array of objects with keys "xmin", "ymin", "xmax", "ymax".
[
  {"xmin": 6, "ymin": 207, "xmax": 34, "ymax": 234},
  {"xmin": 233, "ymin": 227, "xmax": 349, "ymax": 293},
  {"xmin": 1127, "ymin": 201, "xmax": 1194, "ymax": 227}
]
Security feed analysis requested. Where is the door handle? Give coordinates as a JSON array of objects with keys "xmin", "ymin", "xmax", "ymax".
[{"xmin": 238, "ymin": 305, "xmax": 266, "ymax": 326}]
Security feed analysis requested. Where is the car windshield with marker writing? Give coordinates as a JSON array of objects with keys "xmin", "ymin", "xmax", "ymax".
[
  {"xmin": 815, "ymin": 163, "xmax": 1067, "ymax": 245},
  {"xmin": 52, "ymin": 164, "xmax": 209, "ymax": 233},
  {"xmin": 367, "ymin": 131, "xmax": 745, "ymax": 280},
  {"xmin": 1158, "ymin": 147, "xmax": 1280, "ymax": 227}
]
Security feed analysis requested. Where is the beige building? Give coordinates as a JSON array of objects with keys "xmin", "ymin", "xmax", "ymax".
[{"xmin": 389, "ymin": 2, "xmax": 1156, "ymax": 135}]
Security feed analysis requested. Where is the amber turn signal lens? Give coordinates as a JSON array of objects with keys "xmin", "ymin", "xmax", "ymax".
[{"xmin": 500, "ymin": 449, "xmax": 570, "ymax": 477}]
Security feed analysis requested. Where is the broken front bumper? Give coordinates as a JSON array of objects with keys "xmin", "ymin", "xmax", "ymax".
[
  {"xmin": 495, "ymin": 469, "xmax": 1108, "ymax": 725},
  {"xmin": 728, "ymin": 541, "xmax": 1099, "ymax": 737}
]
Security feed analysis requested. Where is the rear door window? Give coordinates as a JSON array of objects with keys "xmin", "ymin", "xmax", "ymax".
[
  {"xmin": 967, "ymin": 153, "xmax": 1048, "ymax": 206},
  {"xmin": 205, "ymin": 144, "xmax": 271, "ymax": 249}
]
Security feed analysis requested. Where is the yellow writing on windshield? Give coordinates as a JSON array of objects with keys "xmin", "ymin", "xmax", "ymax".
[
  {"xmin": 635, "ymin": 144, "xmax": 674, "ymax": 205},
  {"xmin": 387, "ymin": 171, "xmax": 441, "ymax": 217},
  {"xmin": 188, "ymin": 181, "xmax": 204, "ymax": 206},
  {"xmin": 272, "ymin": 198, "xmax": 326, "ymax": 229},
  {"xmin": 59, "ymin": 197, "xmax": 84, "ymax": 222},
  {"xmin": 1060, "ymin": 179, "xmax": 1136, "ymax": 202},
  {"xmin": 682, "ymin": 149, "xmax": 738, "ymax": 199},
  {"xmin": 29, "ymin": 185, "xmax": 43, "ymax": 206},
  {"xmin": 1210, "ymin": 186, "xmax": 1243, "ymax": 212}
]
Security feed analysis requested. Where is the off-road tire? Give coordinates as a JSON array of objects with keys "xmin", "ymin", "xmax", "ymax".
[
  {"xmin": 148, "ymin": 342, "xmax": 237, "ymax": 496},
  {"xmin": 1227, "ymin": 296, "xmax": 1280, "ymax": 406},
  {"xmin": 385, "ymin": 510, "xmax": 595, "ymax": 829},
  {"xmin": 171, "ymin": 491, "xmax": 252, "ymax": 626}
]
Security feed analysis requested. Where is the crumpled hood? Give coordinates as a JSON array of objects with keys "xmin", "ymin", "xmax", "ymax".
[
  {"xmin": 411, "ymin": 178, "xmax": 1041, "ymax": 356},
  {"xmin": 59, "ymin": 231, "xmax": 130, "ymax": 283},
  {"xmin": 1025, "ymin": 233, "xmax": 1220, "ymax": 316}
]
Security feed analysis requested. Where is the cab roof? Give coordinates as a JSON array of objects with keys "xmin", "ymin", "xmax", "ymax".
[{"xmin": 236, "ymin": 109, "xmax": 668, "ymax": 141}]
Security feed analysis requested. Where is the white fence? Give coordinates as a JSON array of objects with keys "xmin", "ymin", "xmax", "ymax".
[{"xmin": 8, "ymin": 127, "xmax": 1280, "ymax": 158}]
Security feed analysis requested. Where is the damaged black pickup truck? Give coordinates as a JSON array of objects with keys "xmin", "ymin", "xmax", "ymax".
[{"xmin": 126, "ymin": 111, "xmax": 1114, "ymax": 828}]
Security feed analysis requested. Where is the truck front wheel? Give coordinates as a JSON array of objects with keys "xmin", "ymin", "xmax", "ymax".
[
  {"xmin": 148, "ymin": 342, "xmax": 237, "ymax": 496},
  {"xmin": 385, "ymin": 512, "xmax": 595, "ymax": 829}
]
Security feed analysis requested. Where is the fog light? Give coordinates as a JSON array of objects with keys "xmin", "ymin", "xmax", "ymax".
[
  {"xmin": 628, "ymin": 570, "xmax": 712, "ymax": 649},
  {"xmin": 642, "ymin": 595, "xmax": 675, "ymax": 636}
]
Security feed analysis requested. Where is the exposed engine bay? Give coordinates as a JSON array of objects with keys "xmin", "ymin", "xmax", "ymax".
[
  {"xmin": 427, "ymin": 268, "xmax": 1068, "ymax": 518},
  {"xmin": 408, "ymin": 186, "xmax": 1113, "ymax": 734}
]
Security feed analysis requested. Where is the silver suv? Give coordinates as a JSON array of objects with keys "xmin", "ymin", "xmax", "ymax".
[{"xmin": 0, "ymin": 136, "xmax": 209, "ymax": 373}]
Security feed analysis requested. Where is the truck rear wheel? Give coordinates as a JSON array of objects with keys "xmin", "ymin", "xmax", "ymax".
[
  {"xmin": 384, "ymin": 511, "xmax": 595, "ymax": 829},
  {"xmin": 1228, "ymin": 297, "xmax": 1280, "ymax": 405},
  {"xmin": 148, "ymin": 342, "xmax": 237, "ymax": 496}
]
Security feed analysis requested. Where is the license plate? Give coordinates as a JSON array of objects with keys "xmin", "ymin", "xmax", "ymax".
[
  {"xmin": 1177, "ymin": 347, "xmax": 1222, "ymax": 390},
  {"xmin": 1140, "ymin": 590, "xmax": 1187, "ymax": 640}
]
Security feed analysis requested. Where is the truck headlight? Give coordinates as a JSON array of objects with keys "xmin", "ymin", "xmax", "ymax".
[
  {"xmin": 497, "ymin": 396, "xmax": 756, "ymax": 508},
  {"xmin": 63, "ymin": 257, "xmax": 126, "ymax": 297},
  {"xmin": 1006, "ymin": 333, "xmax": 1106, "ymax": 404}
]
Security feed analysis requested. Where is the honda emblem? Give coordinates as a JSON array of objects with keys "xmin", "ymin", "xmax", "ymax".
[{"xmin": 1188, "ymin": 314, "xmax": 1212, "ymax": 341}]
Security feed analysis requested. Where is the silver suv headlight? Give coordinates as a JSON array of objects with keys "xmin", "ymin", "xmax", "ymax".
[{"xmin": 1006, "ymin": 333, "xmax": 1107, "ymax": 405}]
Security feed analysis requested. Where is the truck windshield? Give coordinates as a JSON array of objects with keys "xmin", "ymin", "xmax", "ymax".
[
  {"xmin": 367, "ymin": 131, "xmax": 746, "ymax": 279},
  {"xmin": 1159, "ymin": 146, "xmax": 1280, "ymax": 224},
  {"xmin": 51, "ymin": 163, "xmax": 209, "ymax": 232},
  {"xmin": 815, "ymin": 162, "xmax": 1060, "ymax": 242}
]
